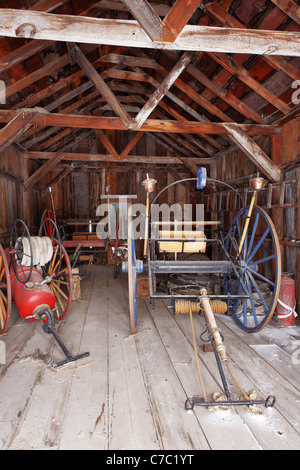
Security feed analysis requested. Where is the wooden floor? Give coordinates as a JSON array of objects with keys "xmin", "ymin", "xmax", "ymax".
[{"xmin": 0, "ymin": 264, "xmax": 300, "ymax": 450}]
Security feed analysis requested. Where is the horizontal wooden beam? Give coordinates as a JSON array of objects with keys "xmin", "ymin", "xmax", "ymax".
[
  {"xmin": 0, "ymin": 9, "xmax": 299, "ymax": 56},
  {"xmin": 22, "ymin": 151, "xmax": 217, "ymax": 165},
  {"xmin": 0, "ymin": 110, "xmax": 282, "ymax": 135}
]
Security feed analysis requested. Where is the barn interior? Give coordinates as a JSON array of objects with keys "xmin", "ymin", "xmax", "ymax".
[{"xmin": 0, "ymin": 0, "xmax": 299, "ymax": 451}]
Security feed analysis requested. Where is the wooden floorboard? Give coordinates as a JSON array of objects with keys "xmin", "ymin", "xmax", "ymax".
[{"xmin": 0, "ymin": 264, "xmax": 299, "ymax": 450}]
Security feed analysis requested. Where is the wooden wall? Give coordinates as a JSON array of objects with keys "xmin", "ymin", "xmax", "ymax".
[{"xmin": 0, "ymin": 145, "xmax": 42, "ymax": 247}]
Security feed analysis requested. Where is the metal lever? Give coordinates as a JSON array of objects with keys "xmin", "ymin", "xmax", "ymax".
[{"xmin": 39, "ymin": 309, "xmax": 90, "ymax": 368}]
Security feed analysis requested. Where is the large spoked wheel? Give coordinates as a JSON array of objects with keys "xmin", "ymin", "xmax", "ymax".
[
  {"xmin": 123, "ymin": 205, "xmax": 143, "ymax": 335},
  {"xmin": 38, "ymin": 218, "xmax": 62, "ymax": 279},
  {"xmin": 0, "ymin": 244, "xmax": 11, "ymax": 335},
  {"xmin": 40, "ymin": 209, "xmax": 55, "ymax": 238},
  {"xmin": 224, "ymin": 205, "xmax": 281, "ymax": 333},
  {"xmin": 9, "ymin": 219, "xmax": 33, "ymax": 283},
  {"xmin": 127, "ymin": 210, "xmax": 137, "ymax": 335},
  {"xmin": 46, "ymin": 240, "xmax": 73, "ymax": 321}
]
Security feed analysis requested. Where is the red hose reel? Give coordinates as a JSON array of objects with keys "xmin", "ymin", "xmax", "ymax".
[{"xmin": 0, "ymin": 218, "xmax": 89, "ymax": 368}]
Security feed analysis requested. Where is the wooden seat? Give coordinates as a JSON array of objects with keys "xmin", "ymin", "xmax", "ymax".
[{"xmin": 158, "ymin": 230, "xmax": 206, "ymax": 253}]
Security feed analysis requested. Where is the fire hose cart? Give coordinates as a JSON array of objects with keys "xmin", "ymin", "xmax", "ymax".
[
  {"xmin": 122, "ymin": 169, "xmax": 280, "ymax": 411},
  {"xmin": 0, "ymin": 218, "xmax": 89, "ymax": 368}
]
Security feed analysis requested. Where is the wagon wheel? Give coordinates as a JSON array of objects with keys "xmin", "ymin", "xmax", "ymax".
[
  {"xmin": 9, "ymin": 219, "xmax": 33, "ymax": 283},
  {"xmin": 46, "ymin": 240, "xmax": 73, "ymax": 321},
  {"xmin": 38, "ymin": 218, "xmax": 62, "ymax": 278},
  {"xmin": 0, "ymin": 244, "xmax": 11, "ymax": 335},
  {"xmin": 122, "ymin": 205, "xmax": 144, "ymax": 334},
  {"xmin": 224, "ymin": 205, "xmax": 281, "ymax": 333},
  {"xmin": 127, "ymin": 207, "xmax": 137, "ymax": 335},
  {"xmin": 40, "ymin": 209, "xmax": 55, "ymax": 238}
]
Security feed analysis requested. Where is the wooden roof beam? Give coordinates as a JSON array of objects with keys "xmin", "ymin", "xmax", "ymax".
[
  {"xmin": 0, "ymin": 109, "xmax": 282, "ymax": 135},
  {"xmin": 22, "ymin": 151, "xmax": 217, "ymax": 166},
  {"xmin": 0, "ymin": 111, "xmax": 36, "ymax": 151},
  {"xmin": 270, "ymin": 0, "xmax": 300, "ymax": 26},
  {"xmin": 69, "ymin": 45, "xmax": 134, "ymax": 128},
  {"xmin": 204, "ymin": 2, "xmax": 300, "ymax": 82},
  {"xmin": 121, "ymin": 0, "xmax": 203, "ymax": 44},
  {"xmin": 223, "ymin": 123, "xmax": 282, "ymax": 182},
  {"xmin": 0, "ymin": 9, "xmax": 299, "ymax": 56},
  {"xmin": 43, "ymin": 164, "xmax": 74, "ymax": 193},
  {"xmin": 209, "ymin": 52, "xmax": 291, "ymax": 115},
  {"xmin": 24, "ymin": 152, "xmax": 66, "ymax": 191},
  {"xmin": 130, "ymin": 52, "xmax": 193, "ymax": 129}
]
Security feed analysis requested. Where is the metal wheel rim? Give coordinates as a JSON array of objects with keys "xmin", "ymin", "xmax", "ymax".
[
  {"xmin": 224, "ymin": 205, "xmax": 281, "ymax": 333},
  {"xmin": 47, "ymin": 242, "xmax": 73, "ymax": 321},
  {"xmin": 0, "ymin": 245, "xmax": 11, "ymax": 335}
]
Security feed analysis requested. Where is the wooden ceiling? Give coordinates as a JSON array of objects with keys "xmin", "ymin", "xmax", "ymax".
[{"xmin": 0, "ymin": 0, "xmax": 299, "ymax": 188}]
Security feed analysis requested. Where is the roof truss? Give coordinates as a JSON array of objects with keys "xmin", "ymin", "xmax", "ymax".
[{"xmin": 0, "ymin": 0, "xmax": 299, "ymax": 188}]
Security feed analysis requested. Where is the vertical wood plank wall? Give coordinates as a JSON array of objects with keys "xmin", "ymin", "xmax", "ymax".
[{"xmin": 0, "ymin": 145, "xmax": 41, "ymax": 247}]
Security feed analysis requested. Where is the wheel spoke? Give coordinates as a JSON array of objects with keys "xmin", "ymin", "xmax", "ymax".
[
  {"xmin": 245, "ymin": 277, "xmax": 258, "ymax": 327},
  {"xmin": 224, "ymin": 205, "xmax": 281, "ymax": 332},
  {"xmin": 251, "ymin": 254, "xmax": 276, "ymax": 266},
  {"xmin": 247, "ymin": 226, "xmax": 270, "ymax": 262},
  {"xmin": 246, "ymin": 271, "xmax": 269, "ymax": 312},
  {"xmin": 247, "ymin": 267, "xmax": 275, "ymax": 287},
  {"xmin": 247, "ymin": 211, "xmax": 260, "ymax": 257}
]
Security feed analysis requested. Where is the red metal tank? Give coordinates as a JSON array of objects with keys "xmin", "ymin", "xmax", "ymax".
[
  {"xmin": 10, "ymin": 266, "xmax": 56, "ymax": 321},
  {"xmin": 277, "ymin": 273, "xmax": 296, "ymax": 327}
]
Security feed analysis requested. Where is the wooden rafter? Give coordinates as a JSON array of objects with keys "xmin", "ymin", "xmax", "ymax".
[
  {"xmin": 24, "ymin": 152, "xmax": 66, "ymax": 191},
  {"xmin": 270, "ymin": 0, "xmax": 300, "ymax": 26},
  {"xmin": 205, "ymin": 2, "xmax": 300, "ymax": 82},
  {"xmin": 121, "ymin": 0, "xmax": 203, "ymax": 43},
  {"xmin": 131, "ymin": 52, "xmax": 193, "ymax": 129},
  {"xmin": 0, "ymin": 9, "xmax": 299, "ymax": 56},
  {"xmin": 161, "ymin": 0, "xmax": 204, "ymax": 43},
  {"xmin": 70, "ymin": 45, "xmax": 134, "ymax": 128},
  {"xmin": 0, "ymin": 111, "xmax": 36, "ymax": 151},
  {"xmin": 208, "ymin": 52, "xmax": 291, "ymax": 114},
  {"xmin": 43, "ymin": 164, "xmax": 74, "ymax": 192},
  {"xmin": 223, "ymin": 123, "xmax": 282, "ymax": 182}
]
